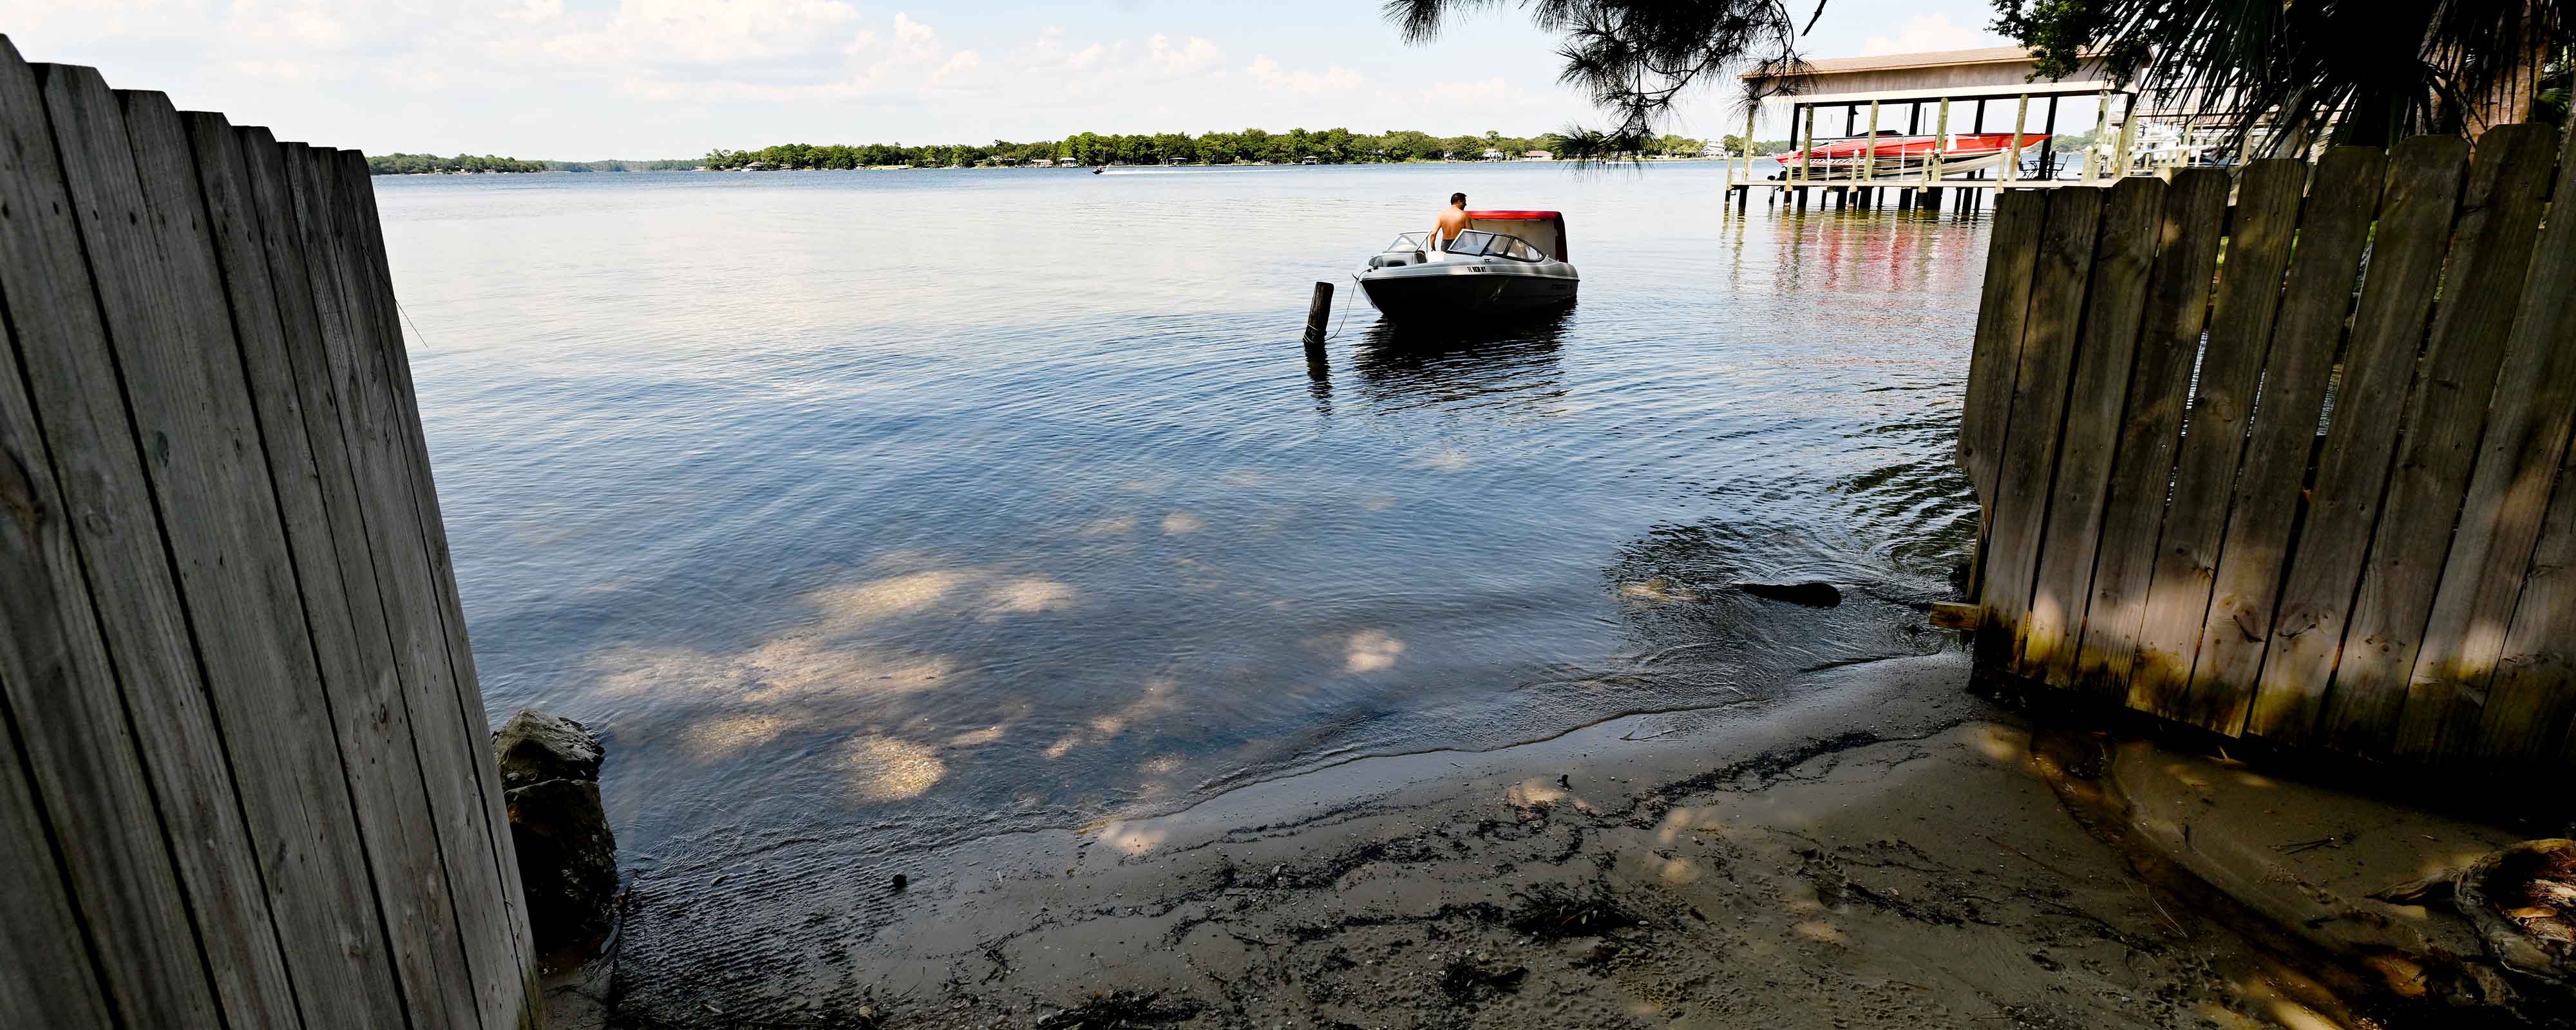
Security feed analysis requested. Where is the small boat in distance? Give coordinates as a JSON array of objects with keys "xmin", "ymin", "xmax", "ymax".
[
  {"xmin": 1356, "ymin": 211, "xmax": 1578, "ymax": 321},
  {"xmin": 1776, "ymin": 131, "xmax": 2049, "ymax": 178}
]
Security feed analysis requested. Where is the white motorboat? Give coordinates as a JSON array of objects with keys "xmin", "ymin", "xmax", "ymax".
[{"xmin": 1355, "ymin": 211, "xmax": 1578, "ymax": 320}]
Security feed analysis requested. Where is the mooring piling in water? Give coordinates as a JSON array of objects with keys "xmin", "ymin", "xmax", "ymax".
[{"xmin": 1303, "ymin": 281, "xmax": 1334, "ymax": 348}]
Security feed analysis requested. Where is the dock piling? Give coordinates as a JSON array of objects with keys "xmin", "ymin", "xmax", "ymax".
[{"xmin": 1303, "ymin": 281, "xmax": 1334, "ymax": 348}]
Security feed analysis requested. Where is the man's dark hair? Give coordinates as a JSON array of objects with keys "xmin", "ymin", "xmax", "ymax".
[{"xmin": 1450, "ymin": 192, "xmax": 1466, "ymax": 206}]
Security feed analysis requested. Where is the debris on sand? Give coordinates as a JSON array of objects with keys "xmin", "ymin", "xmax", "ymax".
[
  {"xmin": 1435, "ymin": 955, "xmax": 1529, "ymax": 1004},
  {"xmin": 1032, "ymin": 989, "xmax": 1204, "ymax": 1028},
  {"xmin": 1503, "ymin": 883, "xmax": 1640, "ymax": 941}
]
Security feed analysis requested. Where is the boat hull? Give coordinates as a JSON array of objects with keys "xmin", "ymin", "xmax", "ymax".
[{"xmin": 1357, "ymin": 265, "xmax": 1578, "ymax": 321}]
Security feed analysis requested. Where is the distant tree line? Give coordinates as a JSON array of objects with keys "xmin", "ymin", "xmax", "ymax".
[
  {"xmin": 366, "ymin": 153, "xmax": 549, "ymax": 174},
  {"xmin": 367, "ymin": 153, "xmax": 703, "ymax": 174},
  {"xmin": 367, "ymin": 127, "xmax": 1739, "ymax": 178},
  {"xmin": 549, "ymin": 158, "xmax": 701, "ymax": 173},
  {"xmin": 702, "ymin": 128, "xmax": 1721, "ymax": 169}
]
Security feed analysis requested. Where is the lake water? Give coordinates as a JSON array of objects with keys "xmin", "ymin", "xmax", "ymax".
[{"xmin": 375, "ymin": 161, "xmax": 1989, "ymax": 953}]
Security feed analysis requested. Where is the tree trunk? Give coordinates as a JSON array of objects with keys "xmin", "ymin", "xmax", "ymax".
[{"xmin": 2468, "ymin": 6, "xmax": 2553, "ymax": 134}]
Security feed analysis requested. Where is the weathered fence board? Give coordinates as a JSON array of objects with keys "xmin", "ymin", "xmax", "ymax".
[
  {"xmin": 0, "ymin": 718, "xmax": 112, "ymax": 1029},
  {"xmin": 323, "ymin": 145, "xmax": 542, "ymax": 1026},
  {"xmin": 1956, "ymin": 191, "xmax": 2047, "ymax": 517},
  {"xmin": 85, "ymin": 81, "xmax": 409, "ymax": 1027},
  {"xmin": 2409, "ymin": 119, "xmax": 2576, "ymax": 758},
  {"xmin": 2476, "ymin": 442, "xmax": 2576, "ymax": 762},
  {"xmin": 1982, "ymin": 189, "xmax": 2101, "ymax": 671},
  {"xmin": 1962, "ymin": 122, "xmax": 2576, "ymax": 771},
  {"xmin": 2020, "ymin": 178, "xmax": 2162, "ymax": 683},
  {"xmin": 2464, "ymin": 122, "xmax": 2576, "ymax": 762},
  {"xmin": 6, "ymin": 53, "xmax": 292, "ymax": 1027},
  {"xmin": 2126, "ymin": 159, "xmax": 2308, "ymax": 723},
  {"xmin": 2243, "ymin": 136, "xmax": 2471, "ymax": 744},
  {"xmin": 2069, "ymin": 169, "xmax": 2230, "ymax": 699},
  {"xmin": 2324, "ymin": 124, "xmax": 2557, "ymax": 755},
  {"xmin": 1, "ymin": 38, "xmax": 537, "ymax": 1027},
  {"xmin": 2181, "ymin": 147, "xmax": 2387, "ymax": 733},
  {"xmin": 190, "ymin": 111, "xmax": 478, "ymax": 1028}
]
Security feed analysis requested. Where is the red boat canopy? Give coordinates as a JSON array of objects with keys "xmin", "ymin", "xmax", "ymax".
[{"xmin": 1466, "ymin": 210, "xmax": 1567, "ymax": 261}]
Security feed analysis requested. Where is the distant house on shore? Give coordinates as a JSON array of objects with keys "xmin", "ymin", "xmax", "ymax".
[
  {"xmin": 1028, "ymin": 158, "xmax": 1055, "ymax": 167},
  {"xmin": 1523, "ymin": 149, "xmax": 1553, "ymax": 161},
  {"xmin": 1701, "ymin": 141, "xmax": 1730, "ymax": 158},
  {"xmin": 1480, "ymin": 148, "xmax": 1506, "ymax": 161}
]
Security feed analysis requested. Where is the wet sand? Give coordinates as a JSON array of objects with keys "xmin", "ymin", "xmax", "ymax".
[{"xmin": 562, "ymin": 651, "xmax": 2400, "ymax": 1027}]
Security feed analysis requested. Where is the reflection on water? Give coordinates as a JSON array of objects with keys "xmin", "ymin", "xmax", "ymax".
[
  {"xmin": 1345, "ymin": 308, "xmax": 1571, "ymax": 411},
  {"xmin": 375, "ymin": 163, "xmax": 1989, "ymax": 968}
]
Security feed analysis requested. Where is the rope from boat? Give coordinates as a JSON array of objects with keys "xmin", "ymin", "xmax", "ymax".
[{"xmin": 1327, "ymin": 274, "xmax": 1359, "ymax": 341}]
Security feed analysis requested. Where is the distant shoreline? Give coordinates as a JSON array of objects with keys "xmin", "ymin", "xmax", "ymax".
[{"xmin": 372, "ymin": 155, "xmax": 1755, "ymax": 176}]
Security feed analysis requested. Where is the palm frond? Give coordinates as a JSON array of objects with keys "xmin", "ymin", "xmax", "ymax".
[{"xmin": 1387, "ymin": 0, "xmax": 1812, "ymax": 162}]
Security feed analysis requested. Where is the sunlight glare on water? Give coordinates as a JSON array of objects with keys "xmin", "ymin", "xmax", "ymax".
[{"xmin": 376, "ymin": 161, "xmax": 1988, "ymax": 910}]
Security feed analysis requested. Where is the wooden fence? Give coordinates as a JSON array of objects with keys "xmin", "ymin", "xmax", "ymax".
[
  {"xmin": 0, "ymin": 40, "xmax": 538, "ymax": 1028},
  {"xmin": 1959, "ymin": 120, "xmax": 2576, "ymax": 771}
]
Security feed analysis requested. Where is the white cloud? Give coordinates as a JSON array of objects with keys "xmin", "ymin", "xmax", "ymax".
[
  {"xmin": 1246, "ymin": 56, "xmax": 1364, "ymax": 95},
  {"xmin": 1144, "ymin": 34, "xmax": 1224, "ymax": 77},
  {"xmin": 1860, "ymin": 14, "xmax": 1990, "ymax": 56}
]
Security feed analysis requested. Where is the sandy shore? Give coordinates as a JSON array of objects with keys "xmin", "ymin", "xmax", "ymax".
[{"xmin": 561, "ymin": 651, "xmax": 2418, "ymax": 1027}]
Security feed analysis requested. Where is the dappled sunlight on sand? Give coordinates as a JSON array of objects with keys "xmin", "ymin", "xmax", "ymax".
[
  {"xmin": 1077, "ymin": 516, "xmax": 1137, "ymax": 536},
  {"xmin": 945, "ymin": 726, "xmax": 1006, "ymax": 747},
  {"xmin": 1653, "ymin": 807, "xmax": 1719, "ymax": 845},
  {"xmin": 1792, "ymin": 920, "xmax": 1848, "ymax": 944},
  {"xmin": 1972, "ymin": 724, "xmax": 2025, "ymax": 762},
  {"xmin": 678, "ymin": 714, "xmax": 790, "ymax": 762},
  {"xmin": 983, "ymin": 576, "xmax": 1079, "ymax": 617},
  {"xmin": 1095, "ymin": 821, "xmax": 1169, "ymax": 858},
  {"xmin": 583, "ymin": 559, "xmax": 1092, "ymax": 715},
  {"xmin": 1030, "ymin": 677, "xmax": 1186, "ymax": 763},
  {"xmin": 586, "ymin": 644, "xmax": 736, "ymax": 700},
  {"xmin": 739, "ymin": 639, "xmax": 954, "ymax": 702},
  {"xmin": 1343, "ymin": 630, "xmax": 1405, "ymax": 672},
  {"xmin": 804, "ymin": 570, "xmax": 963, "ymax": 626},
  {"xmin": 1411, "ymin": 446, "xmax": 1473, "ymax": 472},
  {"xmin": 841, "ymin": 735, "xmax": 947, "ymax": 801},
  {"xmin": 1505, "ymin": 778, "xmax": 1569, "ymax": 810},
  {"xmin": 1617, "ymin": 579, "xmax": 1703, "ymax": 603}
]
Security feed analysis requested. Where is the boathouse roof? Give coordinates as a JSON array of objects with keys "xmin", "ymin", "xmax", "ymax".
[{"xmin": 1740, "ymin": 46, "xmax": 2114, "ymax": 104}]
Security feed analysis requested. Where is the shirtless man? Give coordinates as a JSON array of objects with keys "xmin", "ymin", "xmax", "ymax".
[{"xmin": 1434, "ymin": 192, "xmax": 1470, "ymax": 248}]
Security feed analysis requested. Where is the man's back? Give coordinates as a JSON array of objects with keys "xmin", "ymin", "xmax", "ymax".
[
  {"xmin": 1435, "ymin": 204, "xmax": 1470, "ymax": 243},
  {"xmin": 1435, "ymin": 192, "xmax": 1470, "ymax": 245}
]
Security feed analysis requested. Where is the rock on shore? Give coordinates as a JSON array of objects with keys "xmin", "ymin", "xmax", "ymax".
[{"xmin": 495, "ymin": 709, "xmax": 617, "ymax": 951}]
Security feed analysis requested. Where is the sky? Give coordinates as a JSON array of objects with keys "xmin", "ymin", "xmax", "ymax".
[{"xmin": 3, "ymin": 1, "xmax": 2013, "ymax": 159}]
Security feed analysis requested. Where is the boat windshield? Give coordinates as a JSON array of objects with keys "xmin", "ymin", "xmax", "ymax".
[
  {"xmin": 1443, "ymin": 230, "xmax": 1548, "ymax": 261},
  {"xmin": 1379, "ymin": 229, "xmax": 1549, "ymax": 261}
]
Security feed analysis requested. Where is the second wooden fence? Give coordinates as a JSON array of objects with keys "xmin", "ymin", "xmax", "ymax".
[{"xmin": 1959, "ymin": 121, "xmax": 2576, "ymax": 770}]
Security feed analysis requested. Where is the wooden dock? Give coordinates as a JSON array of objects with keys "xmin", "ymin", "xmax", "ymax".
[
  {"xmin": 0, "ymin": 37, "xmax": 538, "ymax": 1027},
  {"xmin": 1958, "ymin": 121, "xmax": 2576, "ymax": 770}
]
